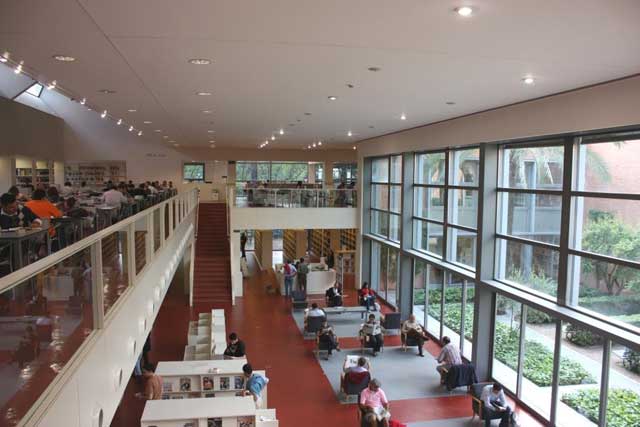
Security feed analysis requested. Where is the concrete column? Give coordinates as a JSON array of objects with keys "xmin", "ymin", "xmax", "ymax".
[
  {"xmin": 257, "ymin": 230, "xmax": 273, "ymax": 269},
  {"xmin": 323, "ymin": 161, "xmax": 333, "ymax": 188},
  {"xmin": 230, "ymin": 231, "xmax": 243, "ymax": 301},
  {"xmin": 295, "ymin": 230, "xmax": 307, "ymax": 259},
  {"xmin": 308, "ymin": 163, "xmax": 316, "ymax": 184}
]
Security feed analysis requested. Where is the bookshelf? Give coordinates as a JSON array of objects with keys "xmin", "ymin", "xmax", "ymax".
[
  {"xmin": 339, "ymin": 229, "xmax": 356, "ymax": 251},
  {"xmin": 309, "ymin": 229, "xmax": 332, "ymax": 258},
  {"xmin": 336, "ymin": 250, "xmax": 355, "ymax": 289},
  {"xmin": 254, "ymin": 230, "xmax": 264, "ymax": 267},
  {"xmin": 63, "ymin": 161, "xmax": 126, "ymax": 186},
  {"xmin": 282, "ymin": 230, "xmax": 297, "ymax": 263}
]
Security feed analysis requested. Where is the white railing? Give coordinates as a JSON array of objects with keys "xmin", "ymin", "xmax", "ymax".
[
  {"xmin": 231, "ymin": 187, "xmax": 357, "ymax": 208},
  {"xmin": 0, "ymin": 189, "xmax": 199, "ymax": 427}
]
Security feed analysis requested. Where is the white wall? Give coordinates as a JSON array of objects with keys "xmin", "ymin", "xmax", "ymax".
[
  {"xmin": 358, "ymin": 74, "xmax": 640, "ymax": 157},
  {"xmin": 230, "ymin": 207, "xmax": 357, "ymax": 231}
]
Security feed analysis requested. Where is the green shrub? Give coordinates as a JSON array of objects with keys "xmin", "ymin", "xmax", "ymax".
[
  {"xmin": 414, "ymin": 287, "xmax": 475, "ymax": 306},
  {"xmin": 565, "ymin": 323, "xmax": 604, "ymax": 347},
  {"xmin": 562, "ymin": 388, "xmax": 640, "ymax": 427},
  {"xmin": 623, "ymin": 348, "xmax": 640, "ymax": 374},
  {"xmin": 578, "ymin": 294, "xmax": 640, "ymax": 317},
  {"xmin": 525, "ymin": 309, "xmax": 553, "ymax": 324}
]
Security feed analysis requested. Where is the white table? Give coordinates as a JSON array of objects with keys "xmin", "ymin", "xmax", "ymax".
[{"xmin": 275, "ymin": 263, "xmax": 336, "ymax": 295}]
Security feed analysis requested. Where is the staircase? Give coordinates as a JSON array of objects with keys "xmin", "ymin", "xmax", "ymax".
[{"xmin": 193, "ymin": 203, "xmax": 231, "ymax": 304}]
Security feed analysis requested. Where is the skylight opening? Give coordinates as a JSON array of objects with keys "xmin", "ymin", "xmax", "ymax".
[{"xmin": 25, "ymin": 82, "xmax": 44, "ymax": 98}]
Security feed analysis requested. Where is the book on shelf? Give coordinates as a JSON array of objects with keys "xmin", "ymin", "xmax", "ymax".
[{"xmin": 179, "ymin": 377, "xmax": 191, "ymax": 391}]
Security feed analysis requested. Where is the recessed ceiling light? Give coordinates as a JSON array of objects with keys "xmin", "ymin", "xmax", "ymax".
[
  {"xmin": 154, "ymin": 129, "xmax": 162, "ymax": 132},
  {"xmin": 271, "ymin": 136, "xmax": 275, "ymax": 141},
  {"xmin": 129, "ymin": 126, "xmax": 134, "ymax": 132},
  {"xmin": 99, "ymin": 89, "xmax": 116, "ymax": 94},
  {"xmin": 346, "ymin": 83, "xmax": 354, "ymax": 88},
  {"xmin": 208, "ymin": 130, "xmax": 215, "ymax": 133},
  {"xmin": 169, "ymin": 140, "xmax": 176, "ymax": 143},
  {"xmin": 196, "ymin": 91, "xmax": 212, "ymax": 96},
  {"xmin": 143, "ymin": 120, "xmax": 152, "ymax": 124},
  {"xmin": 53, "ymin": 54, "xmax": 75, "ymax": 62},
  {"xmin": 188, "ymin": 58, "xmax": 211, "ymax": 65},
  {"xmin": 400, "ymin": 113, "xmax": 407, "ymax": 120},
  {"xmin": 353, "ymin": 146, "xmax": 357, "ymax": 150},
  {"xmin": 138, "ymin": 131, "xmax": 143, "ymax": 136},
  {"xmin": 307, "ymin": 145, "xmax": 311, "ymax": 149},
  {"xmin": 522, "ymin": 76, "xmax": 535, "ymax": 85},
  {"xmin": 367, "ymin": 66, "xmax": 381, "ymax": 72},
  {"xmin": 80, "ymin": 98, "xmax": 86, "ymax": 105},
  {"xmin": 279, "ymin": 129, "xmax": 284, "ymax": 135},
  {"xmin": 163, "ymin": 136, "xmax": 169, "ymax": 139},
  {"xmin": 202, "ymin": 110, "xmax": 212, "ymax": 114},
  {"xmin": 347, "ymin": 131, "xmax": 353, "ymax": 137},
  {"xmin": 446, "ymin": 101, "xmax": 456, "ymax": 105},
  {"xmin": 209, "ymin": 140, "xmax": 215, "ymax": 143},
  {"xmin": 312, "ymin": 143, "xmax": 317, "ymax": 148},
  {"xmin": 128, "ymin": 109, "xmax": 137, "ymax": 113},
  {"xmin": 117, "ymin": 119, "xmax": 123, "ymax": 125},
  {"xmin": 173, "ymin": 143, "xmax": 180, "ymax": 147},
  {"xmin": 46, "ymin": 80, "xmax": 57, "ymax": 90},
  {"xmin": 318, "ymin": 141, "xmax": 322, "ymax": 146},
  {"xmin": 328, "ymin": 96, "xmax": 337, "ymax": 101},
  {"xmin": 304, "ymin": 112, "xmax": 312, "ymax": 116},
  {"xmin": 100, "ymin": 110, "xmax": 107, "ymax": 119},
  {"xmin": 455, "ymin": 6, "xmax": 473, "ymax": 17}
]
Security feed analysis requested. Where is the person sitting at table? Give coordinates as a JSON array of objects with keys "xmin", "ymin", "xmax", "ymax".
[
  {"xmin": 359, "ymin": 378, "xmax": 391, "ymax": 427},
  {"xmin": 103, "ymin": 185, "xmax": 128, "ymax": 209},
  {"xmin": 64, "ymin": 197, "xmax": 89, "ymax": 219},
  {"xmin": 401, "ymin": 314, "xmax": 430, "ymax": 357},
  {"xmin": 344, "ymin": 356, "xmax": 370, "ymax": 374},
  {"xmin": 8, "ymin": 186, "xmax": 27, "ymax": 202},
  {"xmin": 360, "ymin": 314, "xmax": 384, "ymax": 357},
  {"xmin": 480, "ymin": 382, "xmax": 514, "ymax": 427},
  {"xmin": 60, "ymin": 182, "xmax": 74, "ymax": 198},
  {"xmin": 304, "ymin": 303, "xmax": 326, "ymax": 329},
  {"xmin": 46, "ymin": 186, "xmax": 61, "ymax": 204},
  {"xmin": 26, "ymin": 189, "xmax": 62, "ymax": 221},
  {"xmin": 78, "ymin": 181, "xmax": 91, "ymax": 195},
  {"xmin": 360, "ymin": 282, "xmax": 376, "ymax": 311},
  {"xmin": 223, "ymin": 332, "xmax": 246, "ymax": 358},
  {"xmin": 0, "ymin": 193, "xmax": 42, "ymax": 229},
  {"xmin": 318, "ymin": 319, "xmax": 340, "ymax": 355},
  {"xmin": 436, "ymin": 336, "xmax": 462, "ymax": 383},
  {"xmin": 325, "ymin": 282, "xmax": 343, "ymax": 307}
]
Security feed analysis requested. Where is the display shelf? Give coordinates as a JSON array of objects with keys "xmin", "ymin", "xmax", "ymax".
[
  {"xmin": 64, "ymin": 161, "xmax": 126, "ymax": 186},
  {"xmin": 309, "ymin": 229, "xmax": 331, "ymax": 258},
  {"xmin": 335, "ymin": 250, "xmax": 355, "ymax": 288},
  {"xmin": 282, "ymin": 230, "xmax": 297, "ymax": 263},
  {"xmin": 339, "ymin": 229, "xmax": 356, "ymax": 251},
  {"xmin": 254, "ymin": 231, "xmax": 264, "ymax": 267}
]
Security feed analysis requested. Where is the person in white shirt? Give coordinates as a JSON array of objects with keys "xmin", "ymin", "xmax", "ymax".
[
  {"xmin": 401, "ymin": 314, "xmax": 429, "ymax": 357},
  {"xmin": 147, "ymin": 182, "xmax": 158, "ymax": 194},
  {"xmin": 436, "ymin": 336, "xmax": 463, "ymax": 383},
  {"xmin": 480, "ymin": 383, "xmax": 513, "ymax": 427},
  {"xmin": 60, "ymin": 182, "xmax": 74, "ymax": 198},
  {"xmin": 103, "ymin": 186, "xmax": 128, "ymax": 209},
  {"xmin": 360, "ymin": 314, "xmax": 384, "ymax": 356}
]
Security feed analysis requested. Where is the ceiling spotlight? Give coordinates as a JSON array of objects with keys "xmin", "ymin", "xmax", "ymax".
[
  {"xmin": 117, "ymin": 119, "xmax": 123, "ymax": 125},
  {"xmin": 307, "ymin": 145, "xmax": 311, "ymax": 149},
  {"xmin": 522, "ymin": 76, "xmax": 535, "ymax": 85},
  {"xmin": 455, "ymin": 6, "xmax": 473, "ymax": 17},
  {"xmin": 138, "ymin": 131, "xmax": 143, "ymax": 136},
  {"xmin": 328, "ymin": 96, "xmax": 337, "ymax": 101},
  {"xmin": 0, "ymin": 54, "xmax": 8, "ymax": 63},
  {"xmin": 353, "ymin": 146, "xmax": 357, "ymax": 150},
  {"xmin": 209, "ymin": 140, "xmax": 215, "ymax": 143},
  {"xmin": 202, "ymin": 110, "xmax": 212, "ymax": 114},
  {"xmin": 279, "ymin": 129, "xmax": 284, "ymax": 135},
  {"xmin": 271, "ymin": 136, "xmax": 275, "ymax": 141},
  {"xmin": 400, "ymin": 113, "xmax": 407, "ymax": 120},
  {"xmin": 53, "ymin": 54, "xmax": 75, "ymax": 62},
  {"xmin": 47, "ymin": 80, "xmax": 57, "ymax": 90},
  {"xmin": 100, "ymin": 110, "xmax": 107, "ymax": 119},
  {"xmin": 208, "ymin": 130, "xmax": 215, "ymax": 133},
  {"xmin": 129, "ymin": 126, "xmax": 134, "ymax": 132},
  {"xmin": 318, "ymin": 141, "xmax": 322, "ymax": 146},
  {"xmin": 14, "ymin": 62, "xmax": 23, "ymax": 74},
  {"xmin": 312, "ymin": 143, "xmax": 317, "ymax": 148},
  {"xmin": 80, "ymin": 98, "xmax": 86, "ymax": 105},
  {"xmin": 265, "ymin": 141, "xmax": 269, "ymax": 145},
  {"xmin": 188, "ymin": 58, "xmax": 211, "ymax": 65},
  {"xmin": 154, "ymin": 129, "xmax": 162, "ymax": 132},
  {"xmin": 367, "ymin": 66, "xmax": 381, "ymax": 72},
  {"xmin": 348, "ymin": 131, "xmax": 353, "ymax": 137},
  {"xmin": 128, "ymin": 109, "xmax": 137, "ymax": 112},
  {"xmin": 143, "ymin": 120, "xmax": 152, "ymax": 124},
  {"xmin": 99, "ymin": 89, "xmax": 116, "ymax": 94},
  {"xmin": 196, "ymin": 91, "xmax": 212, "ymax": 96}
]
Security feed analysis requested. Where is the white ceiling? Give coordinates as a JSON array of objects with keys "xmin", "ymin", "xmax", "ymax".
[{"xmin": 1, "ymin": 0, "xmax": 639, "ymax": 149}]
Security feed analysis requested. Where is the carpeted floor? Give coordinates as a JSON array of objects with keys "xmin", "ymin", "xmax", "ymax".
[
  {"xmin": 316, "ymin": 346, "xmax": 468, "ymax": 402},
  {"xmin": 407, "ymin": 417, "xmax": 476, "ymax": 427},
  {"xmin": 292, "ymin": 309, "xmax": 386, "ymax": 338}
]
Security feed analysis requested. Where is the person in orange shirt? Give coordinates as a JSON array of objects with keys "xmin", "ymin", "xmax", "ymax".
[{"xmin": 25, "ymin": 189, "xmax": 62, "ymax": 236}]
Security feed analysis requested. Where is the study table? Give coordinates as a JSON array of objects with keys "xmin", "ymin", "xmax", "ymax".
[{"xmin": 0, "ymin": 227, "xmax": 50, "ymax": 270}]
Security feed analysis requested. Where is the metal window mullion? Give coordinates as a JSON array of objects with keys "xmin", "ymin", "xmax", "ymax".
[
  {"xmin": 443, "ymin": 150, "xmax": 450, "ymax": 262},
  {"xmin": 568, "ymin": 248, "xmax": 640, "ymax": 271},
  {"xmin": 571, "ymin": 190, "xmax": 640, "ymax": 201},
  {"xmin": 412, "ymin": 216, "xmax": 444, "ymax": 226},
  {"xmin": 91, "ymin": 240, "xmax": 104, "ymax": 329},
  {"xmin": 446, "ymin": 222, "xmax": 477, "ymax": 234},
  {"xmin": 557, "ymin": 137, "xmax": 574, "ymax": 306},
  {"xmin": 516, "ymin": 304, "xmax": 527, "ymax": 398},
  {"xmin": 424, "ymin": 260, "xmax": 430, "ymax": 329},
  {"xmin": 495, "ymin": 233, "xmax": 560, "ymax": 251},
  {"xmin": 439, "ymin": 269, "xmax": 445, "ymax": 340},
  {"xmin": 549, "ymin": 319, "xmax": 562, "ymax": 426},
  {"xmin": 460, "ymin": 279, "xmax": 467, "ymax": 355},
  {"xmin": 598, "ymin": 339, "xmax": 611, "ymax": 427},
  {"xmin": 496, "ymin": 187, "xmax": 563, "ymax": 196}
]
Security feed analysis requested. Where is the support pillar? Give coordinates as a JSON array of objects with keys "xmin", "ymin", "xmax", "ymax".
[
  {"xmin": 323, "ymin": 161, "xmax": 333, "ymax": 188},
  {"xmin": 230, "ymin": 231, "xmax": 243, "ymax": 301}
]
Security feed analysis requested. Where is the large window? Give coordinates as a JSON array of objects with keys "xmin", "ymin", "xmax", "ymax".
[
  {"xmin": 495, "ymin": 143, "xmax": 563, "ymax": 299},
  {"xmin": 370, "ymin": 156, "xmax": 402, "ymax": 243},
  {"xmin": 413, "ymin": 148, "xmax": 479, "ymax": 268},
  {"xmin": 370, "ymin": 241, "xmax": 400, "ymax": 308},
  {"xmin": 236, "ymin": 161, "xmax": 309, "ymax": 183}
]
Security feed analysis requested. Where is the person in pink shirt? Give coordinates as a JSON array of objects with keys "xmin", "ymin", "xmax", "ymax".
[{"xmin": 359, "ymin": 378, "xmax": 390, "ymax": 427}]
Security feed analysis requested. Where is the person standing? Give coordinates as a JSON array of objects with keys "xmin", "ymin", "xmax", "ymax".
[
  {"xmin": 242, "ymin": 363, "xmax": 269, "ymax": 408},
  {"xmin": 240, "ymin": 232, "xmax": 247, "ymax": 258},
  {"xmin": 283, "ymin": 260, "xmax": 297, "ymax": 298},
  {"xmin": 135, "ymin": 364, "xmax": 163, "ymax": 400},
  {"xmin": 297, "ymin": 257, "xmax": 309, "ymax": 291},
  {"xmin": 326, "ymin": 249, "xmax": 335, "ymax": 269}
]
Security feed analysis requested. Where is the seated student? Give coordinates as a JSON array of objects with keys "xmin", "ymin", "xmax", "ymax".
[
  {"xmin": 60, "ymin": 182, "xmax": 74, "ymax": 198},
  {"xmin": 480, "ymin": 382, "xmax": 513, "ymax": 427},
  {"xmin": 0, "ymin": 193, "xmax": 41, "ymax": 229},
  {"xmin": 343, "ymin": 356, "xmax": 370, "ymax": 374},
  {"xmin": 46, "ymin": 186, "xmax": 61, "ymax": 204},
  {"xmin": 304, "ymin": 303, "xmax": 326, "ymax": 330},
  {"xmin": 64, "ymin": 197, "xmax": 89, "ymax": 219},
  {"xmin": 242, "ymin": 363, "xmax": 269, "ymax": 408},
  {"xmin": 135, "ymin": 364, "xmax": 163, "ymax": 400},
  {"xmin": 103, "ymin": 185, "xmax": 128, "ymax": 209},
  {"xmin": 401, "ymin": 314, "xmax": 430, "ymax": 357},
  {"xmin": 360, "ymin": 282, "xmax": 376, "ymax": 311},
  {"xmin": 325, "ymin": 282, "xmax": 343, "ymax": 307},
  {"xmin": 25, "ymin": 189, "xmax": 62, "ymax": 236},
  {"xmin": 436, "ymin": 336, "xmax": 462, "ymax": 383},
  {"xmin": 223, "ymin": 332, "xmax": 246, "ymax": 358},
  {"xmin": 8, "ymin": 186, "xmax": 27, "ymax": 202},
  {"xmin": 360, "ymin": 314, "xmax": 384, "ymax": 357},
  {"xmin": 318, "ymin": 320, "xmax": 340, "ymax": 355},
  {"xmin": 359, "ymin": 378, "xmax": 390, "ymax": 427}
]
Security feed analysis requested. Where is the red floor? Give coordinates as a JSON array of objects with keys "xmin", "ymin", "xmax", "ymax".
[{"xmin": 111, "ymin": 255, "xmax": 544, "ymax": 427}]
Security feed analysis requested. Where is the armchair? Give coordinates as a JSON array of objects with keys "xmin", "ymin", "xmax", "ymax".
[{"xmin": 470, "ymin": 382, "xmax": 493, "ymax": 422}]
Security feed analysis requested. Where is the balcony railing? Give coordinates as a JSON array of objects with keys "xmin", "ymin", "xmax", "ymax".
[
  {"xmin": 0, "ymin": 189, "xmax": 198, "ymax": 426},
  {"xmin": 231, "ymin": 187, "xmax": 357, "ymax": 208}
]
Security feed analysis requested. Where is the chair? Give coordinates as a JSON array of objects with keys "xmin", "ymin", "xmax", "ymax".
[
  {"xmin": 291, "ymin": 290, "xmax": 308, "ymax": 310},
  {"xmin": 381, "ymin": 312, "xmax": 401, "ymax": 331},
  {"xmin": 342, "ymin": 370, "xmax": 371, "ymax": 403},
  {"xmin": 305, "ymin": 315, "xmax": 325, "ymax": 335},
  {"xmin": 360, "ymin": 330, "xmax": 384, "ymax": 355},
  {"xmin": 445, "ymin": 363, "xmax": 478, "ymax": 391},
  {"xmin": 401, "ymin": 326, "xmax": 421, "ymax": 352},
  {"xmin": 470, "ymin": 382, "xmax": 493, "ymax": 422},
  {"xmin": 316, "ymin": 332, "xmax": 334, "ymax": 360}
]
